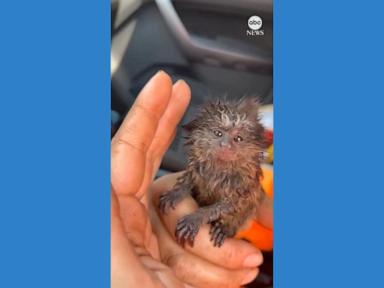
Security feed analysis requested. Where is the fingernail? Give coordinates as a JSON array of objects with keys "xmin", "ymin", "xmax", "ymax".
[
  {"xmin": 174, "ymin": 79, "xmax": 186, "ymax": 87},
  {"xmin": 243, "ymin": 253, "xmax": 262, "ymax": 267},
  {"xmin": 241, "ymin": 269, "xmax": 258, "ymax": 285},
  {"xmin": 155, "ymin": 70, "xmax": 167, "ymax": 78}
]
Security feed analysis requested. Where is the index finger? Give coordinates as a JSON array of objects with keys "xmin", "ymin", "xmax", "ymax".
[{"xmin": 111, "ymin": 71, "xmax": 173, "ymax": 196}]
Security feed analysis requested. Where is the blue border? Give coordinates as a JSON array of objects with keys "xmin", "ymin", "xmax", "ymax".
[
  {"xmin": 275, "ymin": 0, "xmax": 384, "ymax": 286},
  {"xmin": 0, "ymin": 1, "xmax": 110, "ymax": 287}
]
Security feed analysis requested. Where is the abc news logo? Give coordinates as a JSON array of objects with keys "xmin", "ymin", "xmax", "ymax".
[{"xmin": 247, "ymin": 16, "xmax": 264, "ymax": 36}]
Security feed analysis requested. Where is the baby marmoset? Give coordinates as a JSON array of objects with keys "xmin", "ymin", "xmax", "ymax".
[{"xmin": 159, "ymin": 98, "xmax": 267, "ymax": 247}]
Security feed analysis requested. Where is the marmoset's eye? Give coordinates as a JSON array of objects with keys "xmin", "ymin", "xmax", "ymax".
[
  {"xmin": 214, "ymin": 130, "xmax": 223, "ymax": 137},
  {"xmin": 234, "ymin": 135, "xmax": 243, "ymax": 142}
]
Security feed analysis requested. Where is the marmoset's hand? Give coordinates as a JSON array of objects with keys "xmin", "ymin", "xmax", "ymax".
[{"xmin": 150, "ymin": 172, "xmax": 264, "ymax": 287}]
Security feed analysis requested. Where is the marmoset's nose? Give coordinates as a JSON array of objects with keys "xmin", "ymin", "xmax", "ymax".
[{"xmin": 220, "ymin": 136, "xmax": 232, "ymax": 149}]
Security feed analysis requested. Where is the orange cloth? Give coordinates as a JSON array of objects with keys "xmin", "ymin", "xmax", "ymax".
[{"xmin": 235, "ymin": 167, "xmax": 273, "ymax": 251}]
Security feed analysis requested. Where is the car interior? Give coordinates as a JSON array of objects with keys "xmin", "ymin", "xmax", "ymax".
[{"xmin": 111, "ymin": 0, "xmax": 273, "ymax": 286}]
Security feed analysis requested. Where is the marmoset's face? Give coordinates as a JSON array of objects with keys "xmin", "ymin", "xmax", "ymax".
[
  {"xmin": 194, "ymin": 119, "xmax": 262, "ymax": 162},
  {"xmin": 186, "ymin": 100, "xmax": 265, "ymax": 164}
]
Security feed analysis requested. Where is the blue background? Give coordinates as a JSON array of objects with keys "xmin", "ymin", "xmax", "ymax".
[
  {"xmin": 274, "ymin": 0, "xmax": 384, "ymax": 287},
  {"xmin": 1, "ymin": 0, "xmax": 384, "ymax": 287},
  {"xmin": 0, "ymin": 0, "xmax": 110, "ymax": 287}
]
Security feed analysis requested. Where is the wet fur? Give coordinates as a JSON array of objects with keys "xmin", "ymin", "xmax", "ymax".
[{"xmin": 159, "ymin": 98, "xmax": 267, "ymax": 247}]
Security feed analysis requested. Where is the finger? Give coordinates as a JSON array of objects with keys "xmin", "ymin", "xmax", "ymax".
[
  {"xmin": 166, "ymin": 251, "xmax": 259, "ymax": 288},
  {"xmin": 152, "ymin": 174, "xmax": 263, "ymax": 270},
  {"xmin": 148, "ymin": 80, "xmax": 191, "ymax": 174},
  {"xmin": 137, "ymin": 80, "xmax": 191, "ymax": 197},
  {"xmin": 111, "ymin": 71, "xmax": 173, "ymax": 196},
  {"xmin": 118, "ymin": 194, "xmax": 149, "ymax": 247},
  {"xmin": 139, "ymin": 255, "xmax": 186, "ymax": 288},
  {"xmin": 111, "ymin": 191, "xmax": 159, "ymax": 288},
  {"xmin": 113, "ymin": 70, "xmax": 173, "ymax": 150}
]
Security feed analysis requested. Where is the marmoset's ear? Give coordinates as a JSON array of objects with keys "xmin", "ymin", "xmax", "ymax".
[
  {"xmin": 182, "ymin": 118, "xmax": 199, "ymax": 132},
  {"xmin": 238, "ymin": 97, "xmax": 261, "ymax": 121}
]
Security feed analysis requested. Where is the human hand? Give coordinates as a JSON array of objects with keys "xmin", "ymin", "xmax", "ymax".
[{"xmin": 111, "ymin": 71, "xmax": 191, "ymax": 288}]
